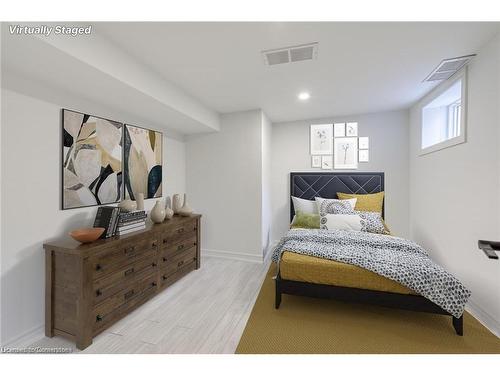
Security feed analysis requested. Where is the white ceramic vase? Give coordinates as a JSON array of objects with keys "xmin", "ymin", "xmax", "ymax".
[
  {"xmin": 150, "ymin": 200, "xmax": 166, "ymax": 223},
  {"xmin": 172, "ymin": 194, "xmax": 182, "ymax": 214},
  {"xmin": 178, "ymin": 193, "xmax": 193, "ymax": 216},
  {"xmin": 136, "ymin": 193, "xmax": 144, "ymax": 211},
  {"xmin": 118, "ymin": 199, "xmax": 137, "ymax": 212}
]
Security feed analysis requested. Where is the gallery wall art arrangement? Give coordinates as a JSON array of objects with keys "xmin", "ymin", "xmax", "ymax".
[
  {"xmin": 62, "ymin": 109, "xmax": 162, "ymax": 210},
  {"xmin": 124, "ymin": 124, "xmax": 163, "ymax": 200},
  {"xmin": 310, "ymin": 122, "xmax": 370, "ymax": 170}
]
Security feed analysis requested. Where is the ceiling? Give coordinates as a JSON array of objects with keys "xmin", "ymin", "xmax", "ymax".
[{"xmin": 96, "ymin": 22, "xmax": 500, "ymax": 123}]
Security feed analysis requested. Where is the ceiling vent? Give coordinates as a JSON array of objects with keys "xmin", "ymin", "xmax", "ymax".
[
  {"xmin": 423, "ymin": 54, "xmax": 476, "ymax": 82},
  {"xmin": 262, "ymin": 42, "xmax": 318, "ymax": 66}
]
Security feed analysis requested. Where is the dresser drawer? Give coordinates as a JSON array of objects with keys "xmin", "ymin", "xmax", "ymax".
[
  {"xmin": 160, "ymin": 247, "xmax": 197, "ymax": 280},
  {"xmin": 94, "ymin": 273, "xmax": 158, "ymax": 333},
  {"xmin": 160, "ymin": 220, "xmax": 197, "ymax": 248},
  {"xmin": 93, "ymin": 254, "xmax": 158, "ymax": 292},
  {"xmin": 160, "ymin": 261, "xmax": 196, "ymax": 289},
  {"xmin": 93, "ymin": 237, "xmax": 159, "ymax": 280},
  {"xmin": 159, "ymin": 236, "xmax": 197, "ymax": 265}
]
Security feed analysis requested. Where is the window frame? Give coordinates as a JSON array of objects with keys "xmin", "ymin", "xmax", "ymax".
[{"xmin": 419, "ymin": 68, "xmax": 468, "ymax": 156}]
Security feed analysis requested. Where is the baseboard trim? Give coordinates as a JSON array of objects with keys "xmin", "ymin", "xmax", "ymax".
[
  {"xmin": 466, "ymin": 299, "xmax": 500, "ymax": 338},
  {"xmin": 2, "ymin": 324, "xmax": 44, "ymax": 348},
  {"xmin": 202, "ymin": 249, "xmax": 263, "ymax": 263}
]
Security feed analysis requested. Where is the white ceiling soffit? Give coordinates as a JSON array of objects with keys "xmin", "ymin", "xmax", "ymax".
[
  {"xmin": 96, "ymin": 22, "xmax": 500, "ymax": 123},
  {"xmin": 1, "ymin": 23, "xmax": 220, "ymax": 135}
]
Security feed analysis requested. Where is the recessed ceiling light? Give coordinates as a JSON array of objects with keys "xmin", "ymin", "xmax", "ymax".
[{"xmin": 298, "ymin": 92, "xmax": 310, "ymax": 101}]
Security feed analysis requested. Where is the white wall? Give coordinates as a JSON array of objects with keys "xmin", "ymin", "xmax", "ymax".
[
  {"xmin": 261, "ymin": 112, "xmax": 272, "ymax": 256},
  {"xmin": 0, "ymin": 89, "xmax": 186, "ymax": 345},
  {"xmin": 409, "ymin": 33, "xmax": 500, "ymax": 334},
  {"xmin": 271, "ymin": 110, "xmax": 410, "ymax": 245},
  {"xmin": 186, "ymin": 110, "xmax": 267, "ymax": 262}
]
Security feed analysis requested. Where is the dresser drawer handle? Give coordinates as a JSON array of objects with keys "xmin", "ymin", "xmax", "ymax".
[
  {"xmin": 124, "ymin": 290, "xmax": 135, "ymax": 299},
  {"xmin": 96, "ymin": 315, "xmax": 103, "ymax": 322},
  {"xmin": 162, "ymin": 257, "xmax": 167, "ymax": 262},
  {"xmin": 177, "ymin": 260, "xmax": 184, "ymax": 267},
  {"xmin": 95, "ymin": 264, "xmax": 102, "ymax": 271},
  {"xmin": 96, "ymin": 289, "xmax": 102, "ymax": 297},
  {"xmin": 151, "ymin": 262, "xmax": 157, "ymax": 267},
  {"xmin": 124, "ymin": 246, "xmax": 136, "ymax": 255},
  {"xmin": 151, "ymin": 282, "xmax": 157, "ymax": 287},
  {"xmin": 152, "ymin": 241, "xmax": 158, "ymax": 248},
  {"xmin": 177, "ymin": 244, "xmax": 184, "ymax": 251},
  {"xmin": 162, "ymin": 275, "xmax": 167, "ymax": 280},
  {"xmin": 124, "ymin": 268, "xmax": 134, "ymax": 276},
  {"xmin": 163, "ymin": 238, "xmax": 168, "ymax": 244},
  {"xmin": 177, "ymin": 228, "xmax": 185, "ymax": 234}
]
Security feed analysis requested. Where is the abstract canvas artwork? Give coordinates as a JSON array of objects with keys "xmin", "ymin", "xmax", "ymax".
[
  {"xmin": 62, "ymin": 109, "xmax": 123, "ymax": 209},
  {"xmin": 123, "ymin": 124, "xmax": 162, "ymax": 200}
]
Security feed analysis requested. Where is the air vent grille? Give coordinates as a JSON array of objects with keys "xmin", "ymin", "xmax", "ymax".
[
  {"xmin": 424, "ymin": 54, "xmax": 476, "ymax": 82},
  {"xmin": 262, "ymin": 42, "xmax": 318, "ymax": 66}
]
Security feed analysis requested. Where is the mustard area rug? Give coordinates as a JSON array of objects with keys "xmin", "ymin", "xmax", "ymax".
[{"xmin": 236, "ymin": 264, "xmax": 500, "ymax": 354}]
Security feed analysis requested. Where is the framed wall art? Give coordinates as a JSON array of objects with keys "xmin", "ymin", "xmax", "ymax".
[
  {"xmin": 334, "ymin": 137, "xmax": 358, "ymax": 169},
  {"xmin": 123, "ymin": 124, "xmax": 163, "ymax": 200},
  {"xmin": 62, "ymin": 109, "xmax": 123, "ymax": 210},
  {"xmin": 310, "ymin": 124, "xmax": 333, "ymax": 155}
]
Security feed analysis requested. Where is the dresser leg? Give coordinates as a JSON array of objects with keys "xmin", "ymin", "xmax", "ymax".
[{"xmin": 45, "ymin": 250, "xmax": 54, "ymax": 337}]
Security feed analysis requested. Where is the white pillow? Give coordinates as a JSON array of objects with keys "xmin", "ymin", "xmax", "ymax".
[
  {"xmin": 291, "ymin": 196, "xmax": 318, "ymax": 215},
  {"xmin": 321, "ymin": 214, "xmax": 362, "ymax": 232}
]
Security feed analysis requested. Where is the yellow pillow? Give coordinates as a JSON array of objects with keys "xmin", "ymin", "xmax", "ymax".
[{"xmin": 337, "ymin": 191, "xmax": 385, "ymax": 213}]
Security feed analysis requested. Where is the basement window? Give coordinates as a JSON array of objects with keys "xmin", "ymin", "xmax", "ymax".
[{"xmin": 420, "ymin": 69, "xmax": 467, "ymax": 155}]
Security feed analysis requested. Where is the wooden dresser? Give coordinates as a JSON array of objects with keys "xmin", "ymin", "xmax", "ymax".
[{"xmin": 43, "ymin": 214, "xmax": 201, "ymax": 350}]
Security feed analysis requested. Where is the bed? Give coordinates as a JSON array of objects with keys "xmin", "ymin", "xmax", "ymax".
[{"xmin": 274, "ymin": 172, "xmax": 465, "ymax": 335}]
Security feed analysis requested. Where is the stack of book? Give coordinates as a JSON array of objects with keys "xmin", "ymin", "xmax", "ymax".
[
  {"xmin": 116, "ymin": 210, "xmax": 147, "ymax": 235},
  {"xmin": 93, "ymin": 206, "xmax": 121, "ymax": 239}
]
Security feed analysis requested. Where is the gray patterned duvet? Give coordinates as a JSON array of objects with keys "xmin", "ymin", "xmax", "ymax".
[{"xmin": 272, "ymin": 229, "xmax": 471, "ymax": 318}]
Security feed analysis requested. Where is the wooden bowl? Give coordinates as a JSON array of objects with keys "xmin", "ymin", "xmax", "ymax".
[{"xmin": 69, "ymin": 227, "xmax": 105, "ymax": 243}]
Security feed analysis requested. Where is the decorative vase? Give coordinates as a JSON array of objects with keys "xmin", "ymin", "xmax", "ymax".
[
  {"xmin": 178, "ymin": 193, "xmax": 193, "ymax": 216},
  {"xmin": 136, "ymin": 193, "xmax": 144, "ymax": 211},
  {"xmin": 150, "ymin": 200, "xmax": 166, "ymax": 223},
  {"xmin": 118, "ymin": 199, "xmax": 137, "ymax": 212},
  {"xmin": 165, "ymin": 195, "xmax": 172, "ymax": 209},
  {"xmin": 165, "ymin": 206, "xmax": 174, "ymax": 220},
  {"xmin": 172, "ymin": 194, "xmax": 182, "ymax": 214}
]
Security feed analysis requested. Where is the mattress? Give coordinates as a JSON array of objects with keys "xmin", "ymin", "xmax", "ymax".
[{"xmin": 280, "ymin": 250, "xmax": 415, "ymax": 295}]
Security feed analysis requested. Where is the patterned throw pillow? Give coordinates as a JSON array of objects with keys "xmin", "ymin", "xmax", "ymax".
[
  {"xmin": 356, "ymin": 210, "xmax": 389, "ymax": 234},
  {"xmin": 316, "ymin": 198, "xmax": 356, "ymax": 216}
]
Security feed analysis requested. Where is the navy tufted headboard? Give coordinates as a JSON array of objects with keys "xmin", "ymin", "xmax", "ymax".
[{"xmin": 290, "ymin": 172, "xmax": 385, "ymax": 221}]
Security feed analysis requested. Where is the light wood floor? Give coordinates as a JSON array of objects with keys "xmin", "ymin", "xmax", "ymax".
[{"xmin": 28, "ymin": 256, "xmax": 270, "ymax": 354}]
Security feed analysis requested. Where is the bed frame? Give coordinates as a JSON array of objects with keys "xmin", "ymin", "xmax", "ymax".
[{"xmin": 275, "ymin": 172, "xmax": 463, "ymax": 336}]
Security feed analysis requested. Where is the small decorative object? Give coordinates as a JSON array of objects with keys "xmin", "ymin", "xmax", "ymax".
[
  {"xmin": 310, "ymin": 124, "xmax": 333, "ymax": 155},
  {"xmin": 150, "ymin": 199, "xmax": 166, "ymax": 223},
  {"xmin": 118, "ymin": 199, "xmax": 137, "ymax": 212},
  {"xmin": 321, "ymin": 155, "xmax": 333, "ymax": 170},
  {"xmin": 359, "ymin": 137, "xmax": 369, "ymax": 149},
  {"xmin": 165, "ymin": 195, "xmax": 174, "ymax": 220},
  {"xmin": 359, "ymin": 149, "xmax": 370, "ymax": 162},
  {"xmin": 346, "ymin": 122, "xmax": 358, "ymax": 136},
  {"xmin": 334, "ymin": 123, "xmax": 346, "ymax": 137},
  {"xmin": 311, "ymin": 155, "xmax": 321, "ymax": 168},
  {"xmin": 178, "ymin": 193, "xmax": 193, "ymax": 216},
  {"xmin": 69, "ymin": 227, "xmax": 105, "ymax": 244},
  {"xmin": 136, "ymin": 193, "xmax": 145, "ymax": 210},
  {"xmin": 334, "ymin": 137, "xmax": 358, "ymax": 169},
  {"xmin": 172, "ymin": 194, "xmax": 182, "ymax": 214}
]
